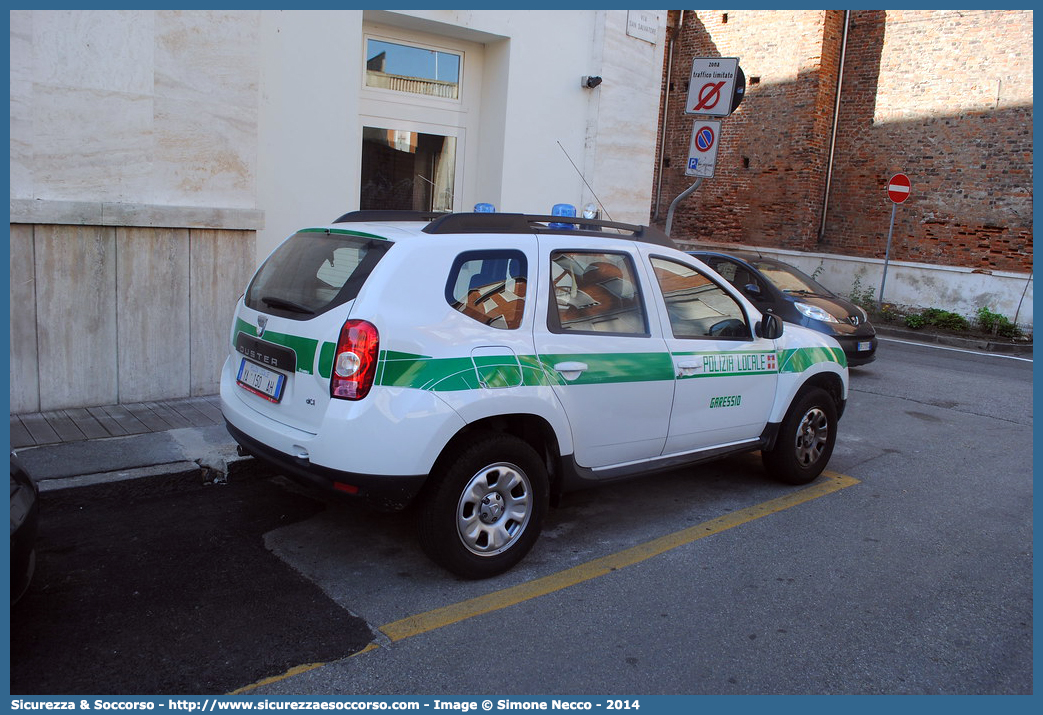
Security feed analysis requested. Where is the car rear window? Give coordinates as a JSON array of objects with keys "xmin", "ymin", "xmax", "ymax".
[{"xmin": 244, "ymin": 230, "xmax": 391, "ymax": 319}]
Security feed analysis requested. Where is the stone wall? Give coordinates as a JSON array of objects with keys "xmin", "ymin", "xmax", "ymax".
[
  {"xmin": 825, "ymin": 10, "xmax": 1033, "ymax": 271},
  {"xmin": 9, "ymin": 212, "xmax": 256, "ymax": 413},
  {"xmin": 9, "ymin": 10, "xmax": 260, "ymax": 209},
  {"xmin": 655, "ymin": 10, "xmax": 844, "ymax": 249},
  {"xmin": 654, "ymin": 9, "xmax": 1033, "ymax": 276},
  {"xmin": 10, "ymin": 10, "xmax": 263, "ymax": 413}
]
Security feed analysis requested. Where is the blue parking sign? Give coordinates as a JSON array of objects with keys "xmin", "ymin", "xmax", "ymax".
[{"xmin": 686, "ymin": 119, "xmax": 720, "ymax": 178}]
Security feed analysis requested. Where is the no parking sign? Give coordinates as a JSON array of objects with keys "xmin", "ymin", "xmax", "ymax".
[{"xmin": 686, "ymin": 120, "xmax": 721, "ymax": 178}]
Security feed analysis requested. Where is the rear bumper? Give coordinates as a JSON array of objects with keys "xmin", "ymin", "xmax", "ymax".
[{"xmin": 225, "ymin": 420, "xmax": 427, "ymax": 511}]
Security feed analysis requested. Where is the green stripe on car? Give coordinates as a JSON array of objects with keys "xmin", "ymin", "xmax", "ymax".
[
  {"xmin": 234, "ymin": 327, "xmax": 845, "ymax": 389},
  {"xmin": 234, "ymin": 319, "xmax": 321, "ymax": 375},
  {"xmin": 778, "ymin": 346, "xmax": 847, "ymax": 372},
  {"xmin": 537, "ymin": 352, "xmax": 675, "ymax": 386},
  {"xmin": 297, "ymin": 227, "xmax": 390, "ymax": 241}
]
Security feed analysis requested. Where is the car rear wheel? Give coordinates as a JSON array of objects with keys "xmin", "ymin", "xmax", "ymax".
[
  {"xmin": 418, "ymin": 433, "xmax": 548, "ymax": 579},
  {"xmin": 763, "ymin": 387, "xmax": 837, "ymax": 485}
]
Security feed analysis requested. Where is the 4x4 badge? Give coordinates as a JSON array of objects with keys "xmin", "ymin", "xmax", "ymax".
[{"xmin": 256, "ymin": 315, "xmax": 268, "ymax": 337}]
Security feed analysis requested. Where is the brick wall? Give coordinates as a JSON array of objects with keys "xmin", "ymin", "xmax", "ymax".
[{"xmin": 653, "ymin": 9, "xmax": 1033, "ymax": 273}]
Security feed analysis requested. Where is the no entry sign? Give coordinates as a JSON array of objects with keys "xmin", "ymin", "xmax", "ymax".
[
  {"xmin": 888, "ymin": 173, "xmax": 911, "ymax": 203},
  {"xmin": 880, "ymin": 172, "xmax": 912, "ymax": 304}
]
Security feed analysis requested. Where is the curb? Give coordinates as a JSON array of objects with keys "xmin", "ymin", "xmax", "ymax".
[
  {"xmin": 874, "ymin": 326, "xmax": 1033, "ymax": 355},
  {"xmin": 36, "ymin": 453, "xmax": 274, "ymax": 507}
]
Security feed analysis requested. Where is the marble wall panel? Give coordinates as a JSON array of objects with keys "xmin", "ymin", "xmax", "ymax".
[
  {"xmin": 116, "ymin": 226, "xmax": 191, "ymax": 403},
  {"xmin": 591, "ymin": 10, "xmax": 666, "ymax": 226},
  {"xmin": 31, "ymin": 10, "xmax": 154, "ymax": 95},
  {"xmin": 34, "ymin": 225, "xmax": 118, "ymax": 410},
  {"xmin": 155, "ymin": 10, "xmax": 259, "ymax": 110},
  {"xmin": 32, "ymin": 84, "xmax": 154, "ymax": 204},
  {"xmin": 9, "ymin": 223, "xmax": 258, "ymax": 412},
  {"xmin": 16, "ymin": 10, "xmax": 261, "ymax": 210},
  {"xmin": 10, "ymin": 11, "xmax": 34, "ymax": 199},
  {"xmin": 189, "ymin": 229, "xmax": 255, "ymax": 396},
  {"xmin": 152, "ymin": 10, "xmax": 260, "ymax": 208},
  {"xmin": 153, "ymin": 95, "xmax": 257, "ymax": 209},
  {"xmin": 9, "ymin": 225, "xmax": 40, "ymax": 413}
]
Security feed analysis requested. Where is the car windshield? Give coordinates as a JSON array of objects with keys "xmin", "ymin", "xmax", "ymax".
[{"xmin": 750, "ymin": 260, "xmax": 833, "ymax": 296}]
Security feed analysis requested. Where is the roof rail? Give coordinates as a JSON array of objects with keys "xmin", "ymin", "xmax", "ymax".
[
  {"xmin": 422, "ymin": 213, "xmax": 676, "ymax": 248},
  {"xmin": 333, "ymin": 210, "xmax": 448, "ymax": 223}
]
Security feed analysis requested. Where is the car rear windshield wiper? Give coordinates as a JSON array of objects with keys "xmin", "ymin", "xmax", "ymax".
[{"xmin": 261, "ymin": 296, "xmax": 315, "ymax": 315}]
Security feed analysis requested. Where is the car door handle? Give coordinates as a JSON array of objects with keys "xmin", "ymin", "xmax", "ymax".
[
  {"xmin": 553, "ymin": 361, "xmax": 588, "ymax": 381},
  {"xmin": 675, "ymin": 358, "xmax": 703, "ymax": 376}
]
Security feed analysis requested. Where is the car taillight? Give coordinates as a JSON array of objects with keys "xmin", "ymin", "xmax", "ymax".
[{"xmin": 331, "ymin": 320, "xmax": 379, "ymax": 400}]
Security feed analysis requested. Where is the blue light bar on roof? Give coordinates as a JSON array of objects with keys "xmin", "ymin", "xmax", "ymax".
[{"xmin": 549, "ymin": 203, "xmax": 576, "ymax": 229}]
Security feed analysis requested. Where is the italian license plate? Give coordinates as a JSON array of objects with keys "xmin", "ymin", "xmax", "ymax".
[
  {"xmin": 857, "ymin": 341, "xmax": 872, "ymax": 352},
  {"xmin": 237, "ymin": 358, "xmax": 286, "ymax": 403}
]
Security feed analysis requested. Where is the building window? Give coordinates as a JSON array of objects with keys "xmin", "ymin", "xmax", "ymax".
[
  {"xmin": 365, "ymin": 39, "xmax": 461, "ymax": 100},
  {"xmin": 360, "ymin": 127, "xmax": 457, "ymax": 212}
]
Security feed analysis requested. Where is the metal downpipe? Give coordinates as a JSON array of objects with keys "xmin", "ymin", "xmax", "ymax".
[
  {"xmin": 654, "ymin": 10, "xmax": 683, "ymax": 222},
  {"xmin": 818, "ymin": 10, "xmax": 850, "ymax": 242}
]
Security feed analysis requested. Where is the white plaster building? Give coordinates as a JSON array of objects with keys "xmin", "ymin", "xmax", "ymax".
[{"xmin": 9, "ymin": 9, "xmax": 668, "ymax": 413}]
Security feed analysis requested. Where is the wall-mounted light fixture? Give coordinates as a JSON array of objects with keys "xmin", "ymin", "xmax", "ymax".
[{"xmin": 581, "ymin": 75, "xmax": 603, "ymax": 89}]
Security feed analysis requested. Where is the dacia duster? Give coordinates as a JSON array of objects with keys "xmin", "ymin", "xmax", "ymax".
[{"xmin": 221, "ymin": 210, "xmax": 848, "ymax": 578}]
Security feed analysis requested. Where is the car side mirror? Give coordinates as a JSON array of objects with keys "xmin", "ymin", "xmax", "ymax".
[
  {"xmin": 744, "ymin": 283, "xmax": 761, "ymax": 296},
  {"xmin": 756, "ymin": 312, "xmax": 783, "ymax": 340}
]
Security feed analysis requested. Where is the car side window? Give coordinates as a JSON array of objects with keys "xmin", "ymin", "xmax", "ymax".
[
  {"xmin": 445, "ymin": 250, "xmax": 527, "ymax": 330},
  {"xmin": 711, "ymin": 259, "xmax": 737, "ymax": 283},
  {"xmin": 709, "ymin": 259, "xmax": 764, "ymax": 301},
  {"xmin": 651, "ymin": 257, "xmax": 752, "ymax": 340},
  {"xmin": 549, "ymin": 250, "xmax": 648, "ymax": 335}
]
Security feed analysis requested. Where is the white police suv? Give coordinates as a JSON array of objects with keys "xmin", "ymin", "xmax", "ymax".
[{"xmin": 221, "ymin": 209, "xmax": 849, "ymax": 578}]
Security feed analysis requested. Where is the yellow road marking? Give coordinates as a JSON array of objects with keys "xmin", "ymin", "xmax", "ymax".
[
  {"xmin": 231, "ymin": 471, "xmax": 858, "ymax": 693},
  {"xmin": 380, "ymin": 471, "xmax": 858, "ymax": 642},
  {"xmin": 231, "ymin": 662, "xmax": 327, "ymax": 695}
]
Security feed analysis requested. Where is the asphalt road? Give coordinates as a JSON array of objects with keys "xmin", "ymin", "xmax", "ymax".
[
  {"xmin": 10, "ymin": 477, "xmax": 372, "ymax": 695},
  {"xmin": 9, "ymin": 338, "xmax": 1034, "ymax": 695}
]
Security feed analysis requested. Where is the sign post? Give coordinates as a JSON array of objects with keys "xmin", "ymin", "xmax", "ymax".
[
  {"xmin": 879, "ymin": 173, "xmax": 911, "ymax": 305},
  {"xmin": 666, "ymin": 57, "xmax": 745, "ymax": 236}
]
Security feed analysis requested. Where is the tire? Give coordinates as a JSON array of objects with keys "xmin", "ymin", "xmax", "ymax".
[
  {"xmin": 762, "ymin": 387, "xmax": 837, "ymax": 485},
  {"xmin": 418, "ymin": 433, "xmax": 548, "ymax": 579}
]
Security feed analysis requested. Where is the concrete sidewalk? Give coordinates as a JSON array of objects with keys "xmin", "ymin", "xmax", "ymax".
[
  {"xmin": 10, "ymin": 396, "xmax": 255, "ymax": 498},
  {"xmin": 873, "ymin": 324, "xmax": 1033, "ymax": 355},
  {"xmin": 8, "ymin": 327, "xmax": 1031, "ymax": 497}
]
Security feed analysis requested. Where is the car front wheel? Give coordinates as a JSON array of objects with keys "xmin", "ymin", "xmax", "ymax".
[
  {"xmin": 763, "ymin": 387, "xmax": 837, "ymax": 485},
  {"xmin": 418, "ymin": 433, "xmax": 548, "ymax": 579}
]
